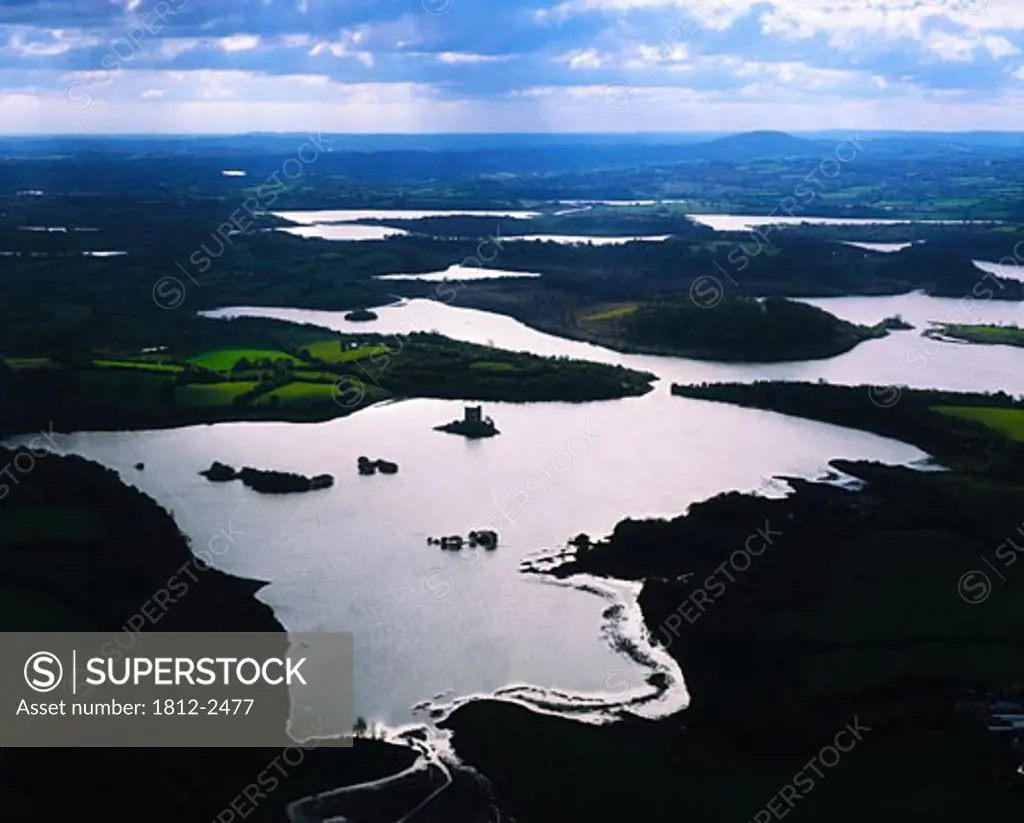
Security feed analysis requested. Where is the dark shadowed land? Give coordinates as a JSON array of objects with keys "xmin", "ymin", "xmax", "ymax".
[
  {"xmin": 438, "ymin": 380, "xmax": 1024, "ymax": 821},
  {"xmin": 0, "ymin": 445, "xmax": 416, "ymax": 821},
  {"xmin": 445, "ymin": 458, "xmax": 1024, "ymax": 822}
]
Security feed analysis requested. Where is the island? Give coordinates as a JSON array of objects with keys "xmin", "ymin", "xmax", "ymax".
[
  {"xmin": 468, "ymin": 529, "xmax": 498, "ymax": 549},
  {"xmin": 879, "ymin": 314, "xmax": 914, "ymax": 331},
  {"xmin": 200, "ymin": 460, "xmax": 238, "ymax": 482},
  {"xmin": 428, "ymin": 530, "xmax": 498, "ymax": 550},
  {"xmin": 572, "ymin": 296, "xmax": 889, "ymax": 362},
  {"xmin": 435, "ymin": 405, "xmax": 500, "ymax": 438},
  {"xmin": 199, "ymin": 461, "xmax": 335, "ymax": 493},
  {"xmin": 343, "ymin": 308, "xmax": 379, "ymax": 321},
  {"xmin": 357, "ymin": 456, "xmax": 399, "ymax": 475}
]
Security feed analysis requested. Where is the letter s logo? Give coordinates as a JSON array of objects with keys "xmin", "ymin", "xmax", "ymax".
[{"xmin": 24, "ymin": 651, "xmax": 63, "ymax": 693}]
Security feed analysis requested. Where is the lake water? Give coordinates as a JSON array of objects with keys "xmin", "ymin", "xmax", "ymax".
[
  {"xmin": 272, "ymin": 209, "xmax": 541, "ymax": 225},
  {"xmin": 689, "ymin": 214, "xmax": 987, "ymax": 232},
  {"xmin": 279, "ymin": 224, "xmax": 410, "ymax": 241},
  {"xmin": 0, "ymin": 251, "xmax": 127, "ymax": 258},
  {"xmin": 503, "ymin": 234, "xmax": 672, "ymax": 245},
  {"xmin": 974, "ymin": 260, "xmax": 1024, "ymax": 283},
  {"xmin": 557, "ymin": 200, "xmax": 668, "ymax": 206},
  {"xmin": 843, "ymin": 241, "xmax": 915, "ymax": 253},
  {"xmin": 376, "ymin": 264, "xmax": 541, "ymax": 282},
  {"xmin": 24, "ymin": 292, "xmax": 1001, "ymax": 732},
  {"xmin": 24, "ymin": 378, "xmax": 924, "ymax": 729},
  {"xmin": 204, "ymin": 291, "xmax": 1024, "ymax": 395}
]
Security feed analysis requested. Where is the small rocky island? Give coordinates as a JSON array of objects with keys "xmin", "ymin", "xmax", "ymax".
[
  {"xmin": 344, "ymin": 308, "xmax": 378, "ymax": 322},
  {"xmin": 434, "ymin": 406, "xmax": 500, "ymax": 438},
  {"xmin": 357, "ymin": 456, "xmax": 399, "ymax": 475},
  {"xmin": 878, "ymin": 314, "xmax": 915, "ymax": 331},
  {"xmin": 199, "ymin": 461, "xmax": 334, "ymax": 493},
  {"xmin": 428, "ymin": 530, "xmax": 498, "ymax": 551}
]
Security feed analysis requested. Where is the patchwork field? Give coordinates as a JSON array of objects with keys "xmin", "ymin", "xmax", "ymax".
[
  {"xmin": 934, "ymin": 405, "xmax": 1024, "ymax": 441},
  {"xmin": 187, "ymin": 348, "xmax": 304, "ymax": 370}
]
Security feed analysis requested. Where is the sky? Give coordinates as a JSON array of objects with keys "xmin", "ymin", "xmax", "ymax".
[{"xmin": 3, "ymin": 0, "xmax": 1024, "ymax": 133}]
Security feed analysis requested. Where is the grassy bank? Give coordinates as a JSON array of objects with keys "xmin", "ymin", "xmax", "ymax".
[{"xmin": 0, "ymin": 317, "xmax": 655, "ymax": 436}]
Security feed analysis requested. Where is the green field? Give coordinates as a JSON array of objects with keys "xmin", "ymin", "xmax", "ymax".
[
  {"xmin": 934, "ymin": 405, "xmax": 1024, "ymax": 441},
  {"xmin": 253, "ymin": 381, "xmax": 388, "ymax": 406},
  {"xmin": 94, "ymin": 359, "xmax": 184, "ymax": 374},
  {"xmin": 469, "ymin": 361, "xmax": 519, "ymax": 372},
  {"xmin": 253, "ymin": 382, "xmax": 339, "ymax": 406},
  {"xmin": 292, "ymin": 370, "xmax": 345, "ymax": 383},
  {"xmin": 304, "ymin": 341, "xmax": 391, "ymax": 365},
  {"xmin": 187, "ymin": 348, "xmax": 303, "ymax": 371},
  {"xmin": 175, "ymin": 381, "xmax": 259, "ymax": 407},
  {"xmin": 941, "ymin": 324, "xmax": 1024, "ymax": 347},
  {"xmin": 581, "ymin": 305, "xmax": 638, "ymax": 322}
]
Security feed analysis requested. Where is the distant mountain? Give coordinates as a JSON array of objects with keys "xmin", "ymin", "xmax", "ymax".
[{"xmin": 682, "ymin": 130, "xmax": 832, "ymax": 161}]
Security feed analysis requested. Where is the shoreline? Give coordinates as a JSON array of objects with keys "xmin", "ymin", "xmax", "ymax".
[{"xmin": 0, "ymin": 444, "xmax": 419, "ymax": 821}]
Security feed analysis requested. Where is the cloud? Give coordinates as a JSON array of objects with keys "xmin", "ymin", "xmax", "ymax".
[
  {"xmin": 218, "ymin": 35, "xmax": 261, "ymax": 53},
  {"xmin": 437, "ymin": 52, "xmax": 510, "ymax": 64},
  {"xmin": 3, "ymin": 28, "xmax": 102, "ymax": 57},
  {"xmin": 925, "ymin": 30, "xmax": 1020, "ymax": 62},
  {"xmin": 0, "ymin": 0, "xmax": 1022, "ymax": 131},
  {"xmin": 562, "ymin": 48, "xmax": 604, "ymax": 69},
  {"xmin": 157, "ymin": 38, "xmax": 201, "ymax": 59}
]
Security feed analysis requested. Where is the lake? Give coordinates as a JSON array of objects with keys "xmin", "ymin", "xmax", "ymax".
[
  {"xmin": 20, "ymin": 291, "xmax": 1021, "ymax": 734},
  {"xmin": 688, "ymin": 214, "xmax": 988, "ymax": 232},
  {"xmin": 503, "ymin": 234, "xmax": 672, "ymax": 245},
  {"xmin": 204, "ymin": 291, "xmax": 1024, "ymax": 395},
  {"xmin": 272, "ymin": 209, "xmax": 541, "ymax": 224},
  {"xmin": 376, "ymin": 264, "xmax": 541, "ymax": 282},
  {"xmin": 0, "ymin": 251, "xmax": 127, "ymax": 258},
  {"xmin": 21, "ymin": 293, "xmax": 992, "ymax": 733},
  {"xmin": 974, "ymin": 260, "xmax": 1024, "ymax": 283},
  {"xmin": 843, "ymin": 241, "xmax": 915, "ymax": 253},
  {"xmin": 279, "ymin": 224, "xmax": 410, "ymax": 241},
  {"xmin": 271, "ymin": 208, "xmax": 541, "ymax": 243},
  {"xmin": 23, "ymin": 378, "xmax": 923, "ymax": 730}
]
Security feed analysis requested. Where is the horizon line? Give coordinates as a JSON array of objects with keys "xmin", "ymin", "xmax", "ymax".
[{"xmin": 2, "ymin": 128, "xmax": 1024, "ymax": 138}]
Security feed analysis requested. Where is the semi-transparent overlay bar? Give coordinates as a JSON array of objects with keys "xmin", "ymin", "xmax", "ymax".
[{"xmin": 2, "ymin": 632, "xmax": 353, "ymax": 747}]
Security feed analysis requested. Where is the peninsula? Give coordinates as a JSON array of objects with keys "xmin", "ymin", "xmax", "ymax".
[
  {"xmin": 926, "ymin": 322, "xmax": 1024, "ymax": 348},
  {"xmin": 0, "ymin": 318, "xmax": 656, "ymax": 438},
  {"xmin": 575, "ymin": 296, "xmax": 890, "ymax": 362}
]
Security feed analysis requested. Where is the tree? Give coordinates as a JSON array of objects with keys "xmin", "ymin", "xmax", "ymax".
[{"xmin": 353, "ymin": 716, "xmax": 368, "ymax": 737}]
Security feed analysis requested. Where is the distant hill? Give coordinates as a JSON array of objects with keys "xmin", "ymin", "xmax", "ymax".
[{"xmin": 682, "ymin": 130, "xmax": 831, "ymax": 161}]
